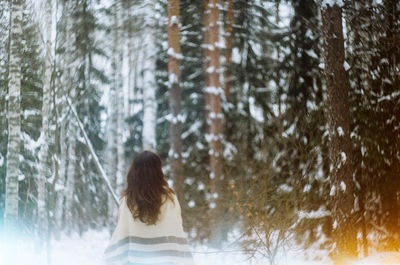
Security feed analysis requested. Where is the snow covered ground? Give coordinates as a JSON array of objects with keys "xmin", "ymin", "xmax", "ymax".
[
  {"xmin": 0, "ymin": 229, "xmax": 334, "ymax": 265},
  {"xmin": 2, "ymin": 229, "xmax": 399, "ymax": 265}
]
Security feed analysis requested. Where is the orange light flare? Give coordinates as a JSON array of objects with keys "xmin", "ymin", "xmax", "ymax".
[{"xmin": 347, "ymin": 252, "xmax": 400, "ymax": 265}]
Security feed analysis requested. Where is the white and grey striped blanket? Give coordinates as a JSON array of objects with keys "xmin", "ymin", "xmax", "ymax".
[
  {"xmin": 104, "ymin": 235, "xmax": 193, "ymax": 265},
  {"xmin": 104, "ymin": 195, "xmax": 194, "ymax": 265}
]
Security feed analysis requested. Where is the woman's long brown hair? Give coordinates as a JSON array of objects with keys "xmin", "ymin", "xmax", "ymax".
[{"xmin": 122, "ymin": 150, "xmax": 174, "ymax": 225}]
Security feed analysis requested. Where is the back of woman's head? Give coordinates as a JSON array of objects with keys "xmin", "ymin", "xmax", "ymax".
[{"xmin": 122, "ymin": 150, "xmax": 174, "ymax": 225}]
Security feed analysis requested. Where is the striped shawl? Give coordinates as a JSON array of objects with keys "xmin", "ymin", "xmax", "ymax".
[{"xmin": 104, "ymin": 194, "xmax": 194, "ymax": 265}]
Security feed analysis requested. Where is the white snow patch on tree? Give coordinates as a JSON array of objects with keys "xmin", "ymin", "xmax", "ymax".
[
  {"xmin": 209, "ymin": 112, "xmax": 223, "ymax": 120},
  {"xmin": 165, "ymin": 113, "xmax": 185, "ymax": 124},
  {"xmin": 205, "ymin": 133, "xmax": 223, "ymax": 142},
  {"xmin": 214, "ymin": 39, "xmax": 225, "ymax": 49},
  {"xmin": 223, "ymin": 141, "xmax": 237, "ymax": 161},
  {"xmin": 340, "ymin": 181, "xmax": 346, "ymax": 192},
  {"xmin": 55, "ymin": 183, "xmax": 64, "ymax": 192},
  {"xmin": 297, "ymin": 206, "xmax": 330, "ymax": 220},
  {"xmin": 170, "ymin": 15, "xmax": 179, "ymax": 26},
  {"xmin": 336, "ymin": 126, "xmax": 344, "ymax": 136},
  {"xmin": 306, "ymin": 49, "xmax": 318, "ymax": 59},
  {"xmin": 206, "ymin": 66, "xmax": 215, "ymax": 74},
  {"xmin": 278, "ymin": 184, "xmax": 293, "ymax": 192},
  {"xmin": 198, "ymin": 182, "xmax": 205, "ymax": 190},
  {"xmin": 204, "ymin": 86, "xmax": 223, "ymax": 95},
  {"xmin": 378, "ymin": 91, "xmax": 400, "ymax": 102},
  {"xmin": 201, "ymin": 43, "xmax": 214, "ymax": 51},
  {"xmin": 168, "ymin": 73, "xmax": 178, "ymax": 85},
  {"xmin": 303, "ymin": 184, "xmax": 311, "ymax": 192},
  {"xmin": 343, "ymin": 61, "xmax": 350, "ymax": 71},
  {"xmin": 167, "ymin": 47, "xmax": 183, "ymax": 60},
  {"xmin": 188, "ymin": 200, "xmax": 195, "ymax": 208},
  {"xmin": 340, "ymin": 151, "xmax": 347, "ymax": 163},
  {"xmin": 210, "ymin": 172, "xmax": 215, "ymax": 180},
  {"xmin": 380, "ymin": 58, "xmax": 389, "ymax": 65},
  {"xmin": 330, "ymin": 185, "xmax": 336, "ymax": 196},
  {"xmin": 333, "ymin": 219, "xmax": 338, "ymax": 229},
  {"xmin": 182, "ymin": 120, "xmax": 202, "ymax": 139},
  {"xmin": 322, "ymin": 0, "xmax": 344, "ymax": 8}
]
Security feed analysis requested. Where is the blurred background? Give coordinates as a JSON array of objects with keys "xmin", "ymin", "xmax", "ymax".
[{"xmin": 0, "ymin": 0, "xmax": 399, "ymax": 264}]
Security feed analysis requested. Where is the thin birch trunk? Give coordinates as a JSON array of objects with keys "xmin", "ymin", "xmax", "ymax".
[
  {"xmin": 321, "ymin": 3, "xmax": 357, "ymax": 263},
  {"xmin": 66, "ymin": 98, "xmax": 119, "ymax": 204},
  {"xmin": 106, "ymin": 85, "xmax": 118, "ymax": 219},
  {"xmin": 65, "ymin": 121, "xmax": 76, "ymax": 233},
  {"xmin": 126, "ymin": 1, "xmax": 134, "ymax": 118},
  {"xmin": 142, "ymin": 0, "xmax": 157, "ymax": 150},
  {"xmin": 116, "ymin": 2, "xmax": 125, "ymax": 193},
  {"xmin": 37, "ymin": 0, "xmax": 53, "ymax": 234},
  {"xmin": 54, "ymin": 120, "xmax": 67, "ymax": 234},
  {"xmin": 4, "ymin": 0, "xmax": 23, "ymax": 228},
  {"xmin": 116, "ymin": 109, "xmax": 125, "ymax": 193},
  {"xmin": 54, "ymin": 0, "xmax": 73, "ymax": 232},
  {"xmin": 167, "ymin": 0, "xmax": 183, "ymax": 205},
  {"xmin": 116, "ymin": 80, "xmax": 125, "ymax": 193},
  {"xmin": 107, "ymin": 1, "xmax": 121, "ymax": 220}
]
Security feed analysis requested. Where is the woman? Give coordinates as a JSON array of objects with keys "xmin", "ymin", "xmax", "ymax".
[{"xmin": 104, "ymin": 150, "xmax": 194, "ymax": 265}]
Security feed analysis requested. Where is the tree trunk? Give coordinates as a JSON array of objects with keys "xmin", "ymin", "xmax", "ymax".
[
  {"xmin": 54, "ymin": 120, "xmax": 67, "ymax": 235},
  {"xmin": 321, "ymin": 4, "xmax": 357, "ymax": 263},
  {"xmin": 116, "ymin": 105, "xmax": 125, "ymax": 193},
  {"xmin": 167, "ymin": 0, "xmax": 184, "ymax": 206},
  {"xmin": 142, "ymin": 0, "xmax": 157, "ymax": 150},
  {"xmin": 37, "ymin": 0, "xmax": 53, "ymax": 236},
  {"xmin": 107, "ymin": 1, "xmax": 122, "ymax": 221},
  {"xmin": 202, "ymin": 0, "xmax": 211, "ymax": 124},
  {"xmin": 205, "ymin": 0, "xmax": 225, "ymax": 247},
  {"xmin": 115, "ymin": 1, "xmax": 125, "ymax": 193},
  {"xmin": 54, "ymin": 0, "xmax": 73, "ymax": 233},
  {"xmin": 4, "ymin": 0, "xmax": 23, "ymax": 228},
  {"xmin": 208, "ymin": 0, "xmax": 223, "ymax": 201},
  {"xmin": 65, "ymin": 122, "xmax": 76, "ymax": 234},
  {"xmin": 126, "ymin": 0, "xmax": 135, "ymax": 118},
  {"xmin": 224, "ymin": 0, "xmax": 233, "ymax": 100}
]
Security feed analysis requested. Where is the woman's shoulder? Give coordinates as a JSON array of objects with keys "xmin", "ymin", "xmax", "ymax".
[
  {"xmin": 119, "ymin": 195, "xmax": 127, "ymax": 205},
  {"xmin": 162, "ymin": 190, "xmax": 180, "ymax": 209}
]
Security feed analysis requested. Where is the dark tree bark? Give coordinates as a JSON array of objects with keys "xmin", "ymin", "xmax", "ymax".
[
  {"xmin": 203, "ymin": 0, "xmax": 226, "ymax": 247},
  {"xmin": 321, "ymin": 4, "xmax": 357, "ymax": 264},
  {"xmin": 224, "ymin": 0, "xmax": 233, "ymax": 100},
  {"xmin": 167, "ymin": 0, "xmax": 184, "ymax": 206},
  {"xmin": 208, "ymin": 0, "xmax": 223, "ymax": 195},
  {"xmin": 202, "ymin": 0, "xmax": 211, "ymax": 128}
]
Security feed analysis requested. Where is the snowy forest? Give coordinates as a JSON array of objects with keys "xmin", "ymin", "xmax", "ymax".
[{"xmin": 1, "ymin": 0, "xmax": 400, "ymax": 264}]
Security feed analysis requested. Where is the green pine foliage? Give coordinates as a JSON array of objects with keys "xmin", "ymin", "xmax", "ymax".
[
  {"xmin": 71, "ymin": 0, "xmax": 108, "ymax": 232},
  {"xmin": 19, "ymin": 5, "xmax": 44, "ymax": 232},
  {"xmin": 345, "ymin": 0, "xmax": 400, "ymax": 252},
  {"xmin": 276, "ymin": 0, "xmax": 331, "ymax": 250},
  {"xmin": 153, "ymin": 0, "xmax": 211, "ymax": 242}
]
